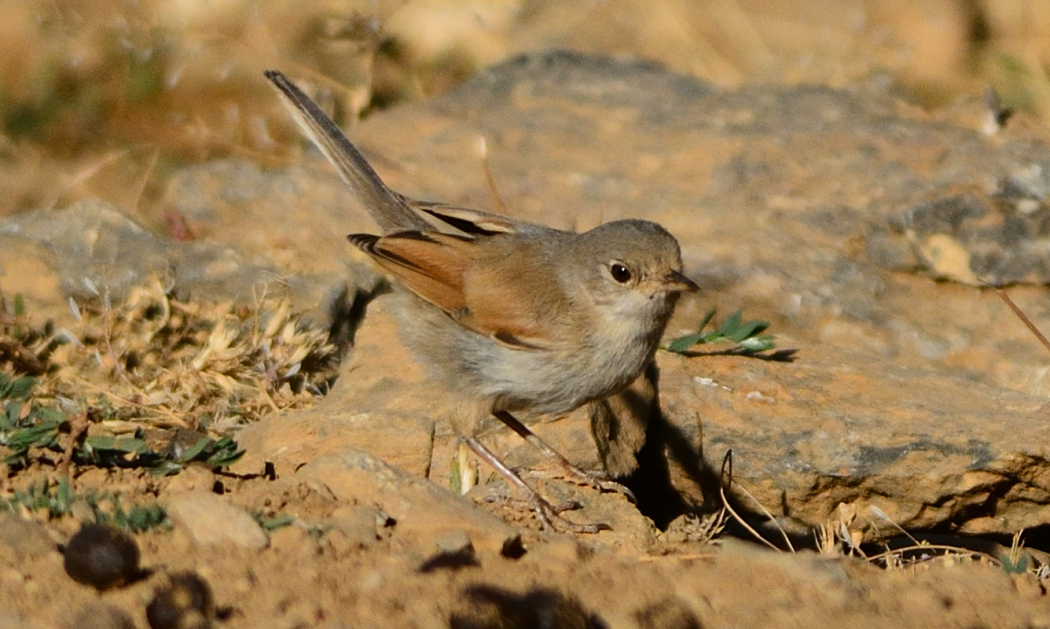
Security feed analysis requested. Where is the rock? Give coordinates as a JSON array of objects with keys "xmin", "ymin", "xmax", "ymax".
[
  {"xmin": 230, "ymin": 395, "xmax": 435, "ymax": 481},
  {"xmin": 167, "ymin": 491, "xmax": 269, "ymax": 550},
  {"xmin": 162, "ymin": 160, "xmax": 373, "ymax": 280},
  {"xmin": 10, "ymin": 50, "xmax": 1050, "ymax": 544},
  {"xmin": 342, "ymin": 51, "xmax": 1050, "ymax": 398},
  {"xmin": 432, "ymin": 529, "xmax": 473, "ymax": 555},
  {"xmin": 146, "ymin": 572, "xmax": 215, "ymax": 629},
  {"xmin": 296, "ymin": 449, "xmax": 522, "ymax": 556},
  {"xmin": 0, "ymin": 199, "xmax": 323, "ymax": 321},
  {"xmin": 325, "ymin": 504, "xmax": 389, "ymax": 549},
  {"xmin": 658, "ymin": 341, "xmax": 1049, "ymax": 538},
  {"xmin": 62, "ymin": 524, "xmax": 140, "ymax": 590}
]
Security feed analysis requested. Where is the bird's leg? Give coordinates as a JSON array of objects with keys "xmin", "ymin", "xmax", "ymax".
[
  {"xmin": 492, "ymin": 411, "xmax": 636, "ymax": 503},
  {"xmin": 463, "ymin": 436, "xmax": 609, "ymax": 534}
]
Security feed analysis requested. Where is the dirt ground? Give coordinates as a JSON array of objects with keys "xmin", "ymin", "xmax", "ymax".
[{"xmin": 3, "ymin": 462, "xmax": 1050, "ymax": 629}]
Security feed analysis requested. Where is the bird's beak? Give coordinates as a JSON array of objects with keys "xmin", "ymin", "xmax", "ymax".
[{"xmin": 659, "ymin": 270, "xmax": 699, "ymax": 293}]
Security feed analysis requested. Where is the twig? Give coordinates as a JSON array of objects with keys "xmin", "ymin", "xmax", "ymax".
[
  {"xmin": 59, "ymin": 410, "xmax": 90, "ymax": 478},
  {"xmin": 477, "ymin": 136, "xmax": 509, "ymax": 215},
  {"xmin": 718, "ymin": 450, "xmax": 784, "ymax": 551},
  {"xmin": 993, "ymin": 287, "xmax": 1050, "ymax": 355}
]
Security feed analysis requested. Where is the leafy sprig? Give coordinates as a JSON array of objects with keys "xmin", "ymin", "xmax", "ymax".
[{"xmin": 667, "ymin": 309, "xmax": 776, "ymax": 355}]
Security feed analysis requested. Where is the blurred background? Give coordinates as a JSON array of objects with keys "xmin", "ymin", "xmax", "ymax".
[{"xmin": 1, "ymin": 0, "xmax": 1049, "ymax": 230}]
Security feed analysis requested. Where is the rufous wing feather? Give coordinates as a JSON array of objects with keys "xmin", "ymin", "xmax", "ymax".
[
  {"xmin": 456, "ymin": 243, "xmax": 570, "ymax": 351},
  {"xmin": 349, "ymin": 231, "xmax": 477, "ymax": 315},
  {"xmin": 349, "ymin": 231, "xmax": 567, "ymax": 351}
]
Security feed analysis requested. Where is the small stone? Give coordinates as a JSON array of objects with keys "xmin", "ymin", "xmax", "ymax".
[
  {"xmin": 434, "ymin": 530, "xmax": 473, "ymax": 555},
  {"xmin": 325, "ymin": 504, "xmax": 387, "ymax": 548},
  {"xmin": 63, "ymin": 524, "xmax": 140, "ymax": 590},
  {"xmin": 168, "ymin": 492, "xmax": 268, "ymax": 550},
  {"xmin": 146, "ymin": 572, "xmax": 215, "ymax": 629},
  {"xmin": 296, "ymin": 450, "xmax": 521, "ymax": 556}
]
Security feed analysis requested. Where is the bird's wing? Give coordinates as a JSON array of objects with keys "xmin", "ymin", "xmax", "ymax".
[
  {"xmin": 349, "ymin": 230, "xmax": 566, "ymax": 351},
  {"xmin": 409, "ymin": 201, "xmax": 526, "ymax": 236}
]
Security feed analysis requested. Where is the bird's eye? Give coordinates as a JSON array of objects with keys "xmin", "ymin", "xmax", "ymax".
[{"xmin": 610, "ymin": 263, "xmax": 632, "ymax": 283}]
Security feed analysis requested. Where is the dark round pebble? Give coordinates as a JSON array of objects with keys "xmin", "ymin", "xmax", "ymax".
[
  {"xmin": 63, "ymin": 524, "xmax": 140, "ymax": 590},
  {"xmin": 147, "ymin": 572, "xmax": 215, "ymax": 629},
  {"xmin": 451, "ymin": 585, "xmax": 607, "ymax": 629}
]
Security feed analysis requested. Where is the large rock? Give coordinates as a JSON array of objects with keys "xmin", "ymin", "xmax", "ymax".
[
  {"xmin": 659, "ymin": 342, "xmax": 1049, "ymax": 537},
  {"xmin": 0, "ymin": 199, "xmax": 325, "ymax": 322}
]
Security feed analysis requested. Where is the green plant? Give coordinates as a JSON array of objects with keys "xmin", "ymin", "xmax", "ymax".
[
  {"xmin": 253, "ymin": 511, "xmax": 296, "ymax": 532},
  {"xmin": 0, "ymin": 373, "xmax": 243, "ymax": 473},
  {"xmin": 148, "ymin": 435, "xmax": 245, "ymax": 476},
  {"xmin": 0, "ymin": 478, "xmax": 76, "ymax": 519},
  {"xmin": 666, "ymin": 309, "xmax": 775, "ymax": 355},
  {"xmin": 0, "ymin": 478, "xmax": 168, "ymax": 532},
  {"xmin": 88, "ymin": 494, "xmax": 169, "ymax": 532},
  {"xmin": 0, "ymin": 374, "xmax": 66, "ymax": 464}
]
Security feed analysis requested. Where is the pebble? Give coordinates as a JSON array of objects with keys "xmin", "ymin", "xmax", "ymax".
[{"xmin": 167, "ymin": 492, "xmax": 268, "ymax": 550}]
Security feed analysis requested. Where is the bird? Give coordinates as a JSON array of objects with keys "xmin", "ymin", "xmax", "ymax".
[{"xmin": 265, "ymin": 70, "xmax": 696, "ymax": 532}]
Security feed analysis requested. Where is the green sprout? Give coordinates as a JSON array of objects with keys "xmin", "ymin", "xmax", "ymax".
[
  {"xmin": 253, "ymin": 511, "xmax": 296, "ymax": 532},
  {"xmin": 666, "ymin": 309, "xmax": 776, "ymax": 355}
]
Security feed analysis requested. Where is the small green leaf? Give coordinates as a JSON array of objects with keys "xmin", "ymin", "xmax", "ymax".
[
  {"xmin": 695, "ymin": 309, "xmax": 716, "ymax": 334},
  {"xmin": 666, "ymin": 309, "xmax": 777, "ymax": 356},
  {"xmin": 205, "ymin": 448, "xmax": 245, "ymax": 469},
  {"xmin": 724, "ymin": 319, "xmax": 769, "ymax": 343},
  {"xmin": 147, "ymin": 461, "xmax": 183, "ymax": 476},
  {"xmin": 1001, "ymin": 553, "xmax": 1029, "ymax": 575},
  {"xmin": 0, "ymin": 400, "xmax": 20, "ymax": 428},
  {"xmin": 54, "ymin": 479, "xmax": 75, "ymax": 514},
  {"xmin": 34, "ymin": 407, "xmax": 66, "ymax": 423},
  {"xmin": 255, "ymin": 512, "xmax": 295, "ymax": 531},
  {"xmin": 108, "ymin": 503, "xmax": 169, "ymax": 532},
  {"xmin": 738, "ymin": 334, "xmax": 776, "ymax": 352},
  {"xmin": 177, "ymin": 436, "xmax": 212, "ymax": 463},
  {"xmin": 718, "ymin": 310, "xmax": 743, "ymax": 335},
  {"xmin": 5, "ymin": 419, "xmax": 63, "ymax": 451},
  {"xmin": 0, "ymin": 375, "xmax": 36, "ymax": 401},
  {"xmin": 84, "ymin": 436, "xmax": 150, "ymax": 455},
  {"xmin": 667, "ymin": 333, "xmax": 706, "ymax": 354}
]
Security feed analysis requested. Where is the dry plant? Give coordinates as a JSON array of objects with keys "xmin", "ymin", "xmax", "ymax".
[
  {"xmin": 50, "ymin": 277, "xmax": 339, "ymax": 431},
  {"xmin": 1, "ymin": 276, "xmax": 339, "ymax": 463}
]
